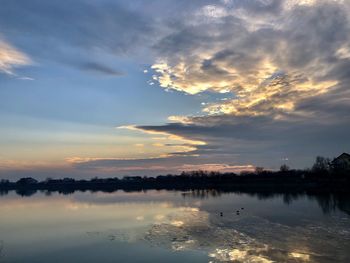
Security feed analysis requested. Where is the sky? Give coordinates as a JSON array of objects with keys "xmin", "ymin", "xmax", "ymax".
[{"xmin": 1, "ymin": 0, "xmax": 350, "ymax": 180}]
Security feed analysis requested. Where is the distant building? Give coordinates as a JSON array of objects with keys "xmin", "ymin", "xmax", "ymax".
[{"xmin": 331, "ymin": 153, "xmax": 350, "ymax": 171}]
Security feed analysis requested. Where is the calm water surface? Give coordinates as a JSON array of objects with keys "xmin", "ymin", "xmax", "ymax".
[{"xmin": 0, "ymin": 190, "xmax": 349, "ymax": 263}]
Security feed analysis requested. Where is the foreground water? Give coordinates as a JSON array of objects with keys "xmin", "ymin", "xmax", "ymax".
[{"xmin": 0, "ymin": 190, "xmax": 349, "ymax": 263}]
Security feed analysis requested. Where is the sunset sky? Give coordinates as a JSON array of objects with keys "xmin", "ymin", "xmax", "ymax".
[{"xmin": 1, "ymin": 0, "xmax": 350, "ymax": 179}]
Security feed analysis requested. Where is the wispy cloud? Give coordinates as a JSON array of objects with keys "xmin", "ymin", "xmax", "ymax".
[
  {"xmin": 67, "ymin": 154, "xmax": 254, "ymax": 175},
  {"xmin": 0, "ymin": 0, "xmax": 155, "ymax": 72},
  {"xmin": 118, "ymin": 125, "xmax": 206, "ymax": 148},
  {"xmin": 0, "ymin": 39, "xmax": 31, "ymax": 75},
  {"xmin": 77, "ymin": 62, "xmax": 123, "ymax": 76}
]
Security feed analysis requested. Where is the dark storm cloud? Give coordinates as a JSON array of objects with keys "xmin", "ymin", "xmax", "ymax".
[{"xmin": 136, "ymin": 107, "xmax": 350, "ymax": 169}]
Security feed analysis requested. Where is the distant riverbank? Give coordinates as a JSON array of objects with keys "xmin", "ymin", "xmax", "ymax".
[{"xmin": 1, "ymin": 169, "xmax": 349, "ymax": 196}]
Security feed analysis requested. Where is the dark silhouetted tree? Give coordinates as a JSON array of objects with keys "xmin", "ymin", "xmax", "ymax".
[
  {"xmin": 255, "ymin": 167, "xmax": 264, "ymax": 174},
  {"xmin": 312, "ymin": 156, "xmax": 330, "ymax": 174},
  {"xmin": 0, "ymin": 240, "xmax": 3, "ymax": 259},
  {"xmin": 16, "ymin": 177, "xmax": 38, "ymax": 185},
  {"xmin": 280, "ymin": 164, "xmax": 290, "ymax": 172}
]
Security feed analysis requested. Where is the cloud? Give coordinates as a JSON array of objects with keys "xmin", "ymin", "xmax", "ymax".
[
  {"xmin": 67, "ymin": 154, "xmax": 254, "ymax": 175},
  {"xmin": 78, "ymin": 62, "xmax": 123, "ymax": 76},
  {"xmin": 2, "ymin": 0, "xmax": 350, "ymax": 176},
  {"xmin": 118, "ymin": 125, "xmax": 206, "ymax": 148},
  {"xmin": 180, "ymin": 163, "xmax": 255, "ymax": 173},
  {"xmin": 135, "ymin": 103, "xmax": 350, "ymax": 169},
  {"xmin": 0, "ymin": 39, "xmax": 31, "ymax": 75},
  {"xmin": 151, "ymin": 1, "xmax": 349, "ymax": 118},
  {"xmin": 0, "ymin": 0, "xmax": 156, "ymax": 72},
  {"xmin": 126, "ymin": 0, "xmax": 350, "ymax": 170},
  {"xmin": 0, "ymin": 0, "xmax": 154, "ymax": 51}
]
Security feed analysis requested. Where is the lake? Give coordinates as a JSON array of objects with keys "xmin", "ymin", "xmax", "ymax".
[{"xmin": 0, "ymin": 190, "xmax": 349, "ymax": 262}]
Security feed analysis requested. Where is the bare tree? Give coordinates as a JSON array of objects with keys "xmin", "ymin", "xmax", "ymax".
[
  {"xmin": 312, "ymin": 156, "xmax": 331, "ymax": 173},
  {"xmin": 280, "ymin": 164, "xmax": 290, "ymax": 172},
  {"xmin": 255, "ymin": 167, "xmax": 264, "ymax": 174}
]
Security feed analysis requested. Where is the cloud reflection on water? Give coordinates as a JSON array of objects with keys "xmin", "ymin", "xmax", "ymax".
[{"xmin": 0, "ymin": 190, "xmax": 349, "ymax": 262}]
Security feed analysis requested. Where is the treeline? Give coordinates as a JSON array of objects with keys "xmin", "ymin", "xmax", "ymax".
[
  {"xmin": 0, "ymin": 167, "xmax": 349, "ymax": 194},
  {"xmin": 0, "ymin": 155, "xmax": 349, "ymax": 194}
]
